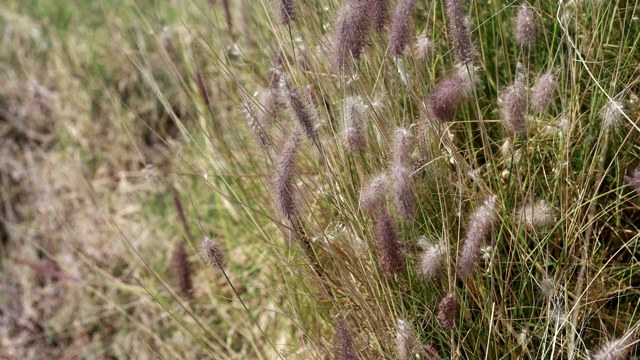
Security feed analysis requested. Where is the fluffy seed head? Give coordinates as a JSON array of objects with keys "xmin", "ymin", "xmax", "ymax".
[
  {"xmin": 370, "ymin": 0, "xmax": 389, "ymax": 31},
  {"xmin": 360, "ymin": 174, "xmax": 388, "ymax": 212},
  {"xmin": 426, "ymin": 73, "xmax": 473, "ymax": 122},
  {"xmin": 515, "ymin": 3, "xmax": 537, "ymax": 45},
  {"xmin": 531, "ymin": 71, "xmax": 556, "ymax": 113},
  {"xmin": 273, "ymin": 132, "xmax": 301, "ymax": 219},
  {"xmin": 342, "ymin": 96, "xmax": 367, "ymax": 153},
  {"xmin": 591, "ymin": 333, "xmax": 635, "ymax": 360},
  {"xmin": 277, "ymin": 0, "xmax": 295, "ymax": 25},
  {"xmin": 393, "ymin": 127, "xmax": 412, "ymax": 166},
  {"xmin": 391, "ymin": 165, "xmax": 416, "ymax": 221},
  {"xmin": 376, "ymin": 208, "xmax": 405, "ymax": 275},
  {"xmin": 418, "ymin": 237, "xmax": 446, "ymax": 280},
  {"xmin": 332, "ymin": 1, "xmax": 371, "ymax": 72},
  {"xmin": 334, "ymin": 317, "xmax": 356, "ymax": 360},
  {"xmin": 500, "ymin": 73, "xmax": 528, "ymax": 135},
  {"xmin": 280, "ymin": 77, "xmax": 319, "ymax": 141},
  {"xmin": 436, "ymin": 292, "xmax": 458, "ymax": 330},
  {"xmin": 600, "ymin": 98, "xmax": 625, "ymax": 129},
  {"xmin": 173, "ymin": 241, "xmax": 193, "ymax": 299},
  {"xmin": 389, "ymin": 0, "xmax": 417, "ymax": 57},
  {"xmin": 395, "ymin": 319, "xmax": 417, "ymax": 360},
  {"xmin": 242, "ymin": 97, "xmax": 272, "ymax": 150},
  {"xmin": 517, "ymin": 200, "xmax": 555, "ymax": 230},
  {"xmin": 445, "ymin": 0, "xmax": 474, "ymax": 64},
  {"xmin": 201, "ymin": 236, "xmax": 227, "ymax": 270},
  {"xmin": 625, "ymin": 167, "xmax": 640, "ymax": 194},
  {"xmin": 415, "ymin": 34, "xmax": 434, "ymax": 60},
  {"xmin": 458, "ymin": 195, "xmax": 499, "ymax": 279}
]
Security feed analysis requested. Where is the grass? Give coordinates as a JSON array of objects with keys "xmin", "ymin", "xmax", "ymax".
[{"xmin": 1, "ymin": 0, "xmax": 639, "ymax": 359}]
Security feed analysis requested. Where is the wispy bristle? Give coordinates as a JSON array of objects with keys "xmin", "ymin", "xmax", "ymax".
[
  {"xmin": 280, "ymin": 78, "xmax": 319, "ymax": 141},
  {"xmin": 173, "ymin": 241, "xmax": 193, "ymax": 299},
  {"xmin": 370, "ymin": 0, "xmax": 389, "ymax": 31},
  {"xmin": 342, "ymin": 96, "xmax": 367, "ymax": 153},
  {"xmin": 242, "ymin": 98, "xmax": 271, "ymax": 150},
  {"xmin": 517, "ymin": 200, "xmax": 555, "ymax": 230},
  {"xmin": 278, "ymin": 0, "xmax": 295, "ymax": 25},
  {"xmin": 600, "ymin": 98, "xmax": 625, "ymax": 129},
  {"xmin": 458, "ymin": 195, "xmax": 498, "ymax": 279},
  {"xmin": 360, "ymin": 174, "xmax": 388, "ymax": 213},
  {"xmin": 418, "ymin": 237, "xmax": 446, "ymax": 280},
  {"xmin": 334, "ymin": 317, "xmax": 356, "ymax": 360},
  {"xmin": 515, "ymin": 3, "xmax": 537, "ymax": 45},
  {"xmin": 389, "ymin": 0, "xmax": 417, "ymax": 57},
  {"xmin": 591, "ymin": 331, "xmax": 636, "ymax": 360},
  {"xmin": 436, "ymin": 292, "xmax": 458, "ymax": 330},
  {"xmin": 273, "ymin": 132, "xmax": 301, "ymax": 219},
  {"xmin": 391, "ymin": 165, "xmax": 415, "ymax": 221},
  {"xmin": 426, "ymin": 73, "xmax": 473, "ymax": 122},
  {"xmin": 393, "ymin": 127, "xmax": 412, "ymax": 166},
  {"xmin": 332, "ymin": 1, "xmax": 371, "ymax": 72},
  {"xmin": 625, "ymin": 168, "xmax": 640, "ymax": 194},
  {"xmin": 531, "ymin": 71, "xmax": 556, "ymax": 113},
  {"xmin": 395, "ymin": 319, "xmax": 417, "ymax": 360},
  {"xmin": 376, "ymin": 208, "xmax": 405, "ymax": 275},
  {"xmin": 201, "ymin": 236, "xmax": 227, "ymax": 271},
  {"xmin": 500, "ymin": 73, "xmax": 528, "ymax": 136},
  {"xmin": 415, "ymin": 34, "xmax": 434, "ymax": 60},
  {"xmin": 445, "ymin": 0, "xmax": 474, "ymax": 64}
]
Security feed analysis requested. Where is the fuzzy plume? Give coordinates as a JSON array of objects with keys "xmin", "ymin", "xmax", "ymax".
[
  {"xmin": 334, "ymin": 317, "xmax": 356, "ymax": 360},
  {"xmin": 445, "ymin": 0, "xmax": 474, "ymax": 64},
  {"xmin": 273, "ymin": 132, "xmax": 301, "ymax": 219},
  {"xmin": 389, "ymin": 0, "xmax": 417, "ymax": 57},
  {"xmin": 436, "ymin": 292, "xmax": 458, "ymax": 330},
  {"xmin": 342, "ymin": 96, "xmax": 367, "ymax": 153},
  {"xmin": 418, "ymin": 237, "xmax": 446, "ymax": 280},
  {"xmin": 393, "ymin": 127, "xmax": 412, "ymax": 166},
  {"xmin": 591, "ymin": 332, "xmax": 636, "ymax": 360},
  {"xmin": 360, "ymin": 174, "xmax": 388, "ymax": 212},
  {"xmin": 531, "ymin": 71, "xmax": 556, "ymax": 113},
  {"xmin": 370, "ymin": 0, "xmax": 389, "ymax": 31},
  {"xmin": 242, "ymin": 97, "xmax": 272, "ymax": 150},
  {"xmin": 415, "ymin": 34, "xmax": 434, "ymax": 60},
  {"xmin": 458, "ymin": 195, "xmax": 498, "ymax": 279},
  {"xmin": 395, "ymin": 319, "xmax": 418, "ymax": 360},
  {"xmin": 625, "ymin": 167, "xmax": 640, "ymax": 194},
  {"xmin": 376, "ymin": 208, "xmax": 405, "ymax": 275},
  {"xmin": 517, "ymin": 199, "xmax": 555, "ymax": 230},
  {"xmin": 426, "ymin": 73, "xmax": 473, "ymax": 122},
  {"xmin": 332, "ymin": 0, "xmax": 371, "ymax": 71},
  {"xmin": 173, "ymin": 241, "xmax": 193, "ymax": 299},
  {"xmin": 391, "ymin": 165, "xmax": 415, "ymax": 221},
  {"xmin": 515, "ymin": 3, "xmax": 537, "ymax": 45},
  {"xmin": 201, "ymin": 236, "xmax": 227, "ymax": 270},
  {"xmin": 600, "ymin": 98, "xmax": 625, "ymax": 129},
  {"xmin": 280, "ymin": 78, "xmax": 319, "ymax": 142},
  {"xmin": 500, "ymin": 73, "xmax": 528, "ymax": 135},
  {"xmin": 278, "ymin": 0, "xmax": 295, "ymax": 25}
]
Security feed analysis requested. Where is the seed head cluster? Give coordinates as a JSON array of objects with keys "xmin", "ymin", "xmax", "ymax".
[
  {"xmin": 332, "ymin": 0, "xmax": 371, "ymax": 72},
  {"xmin": 500, "ymin": 73, "xmax": 528, "ymax": 136},
  {"xmin": 342, "ymin": 96, "xmax": 367, "ymax": 153},
  {"xmin": 389, "ymin": 0, "xmax": 417, "ymax": 57},
  {"xmin": 515, "ymin": 4, "xmax": 537, "ymax": 45},
  {"xmin": 376, "ymin": 208, "xmax": 405, "ymax": 275},
  {"xmin": 458, "ymin": 195, "xmax": 498, "ymax": 279},
  {"xmin": 436, "ymin": 292, "xmax": 458, "ymax": 330}
]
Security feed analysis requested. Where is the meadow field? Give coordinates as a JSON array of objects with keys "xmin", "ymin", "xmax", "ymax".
[{"xmin": 1, "ymin": 0, "xmax": 639, "ymax": 359}]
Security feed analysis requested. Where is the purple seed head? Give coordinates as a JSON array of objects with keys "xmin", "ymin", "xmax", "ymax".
[
  {"xmin": 426, "ymin": 73, "xmax": 473, "ymax": 122},
  {"xmin": 173, "ymin": 241, "xmax": 193, "ymax": 299},
  {"xmin": 278, "ymin": 0, "xmax": 295, "ymax": 25},
  {"xmin": 279, "ymin": 77, "xmax": 319, "ymax": 141},
  {"xmin": 360, "ymin": 174, "xmax": 388, "ymax": 213},
  {"xmin": 334, "ymin": 317, "xmax": 356, "ymax": 360},
  {"xmin": 389, "ymin": 0, "xmax": 417, "ymax": 57},
  {"xmin": 370, "ymin": 0, "xmax": 389, "ymax": 31},
  {"xmin": 458, "ymin": 195, "xmax": 498, "ymax": 279},
  {"xmin": 445, "ymin": 0, "xmax": 474, "ymax": 64},
  {"xmin": 332, "ymin": 0, "xmax": 371, "ymax": 72},
  {"xmin": 531, "ymin": 71, "xmax": 556, "ymax": 113},
  {"xmin": 273, "ymin": 132, "xmax": 301, "ymax": 219},
  {"xmin": 515, "ymin": 3, "xmax": 537, "ymax": 45},
  {"xmin": 376, "ymin": 208, "xmax": 405, "ymax": 275},
  {"xmin": 391, "ymin": 165, "xmax": 416, "ymax": 221},
  {"xmin": 242, "ymin": 98, "xmax": 271, "ymax": 150},
  {"xmin": 201, "ymin": 236, "xmax": 227, "ymax": 271},
  {"xmin": 625, "ymin": 168, "xmax": 640, "ymax": 194},
  {"xmin": 500, "ymin": 73, "xmax": 528, "ymax": 136},
  {"xmin": 342, "ymin": 96, "xmax": 367, "ymax": 153},
  {"xmin": 436, "ymin": 292, "xmax": 458, "ymax": 330}
]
